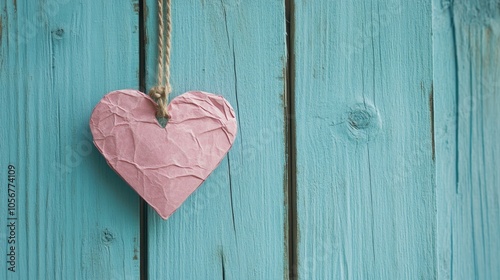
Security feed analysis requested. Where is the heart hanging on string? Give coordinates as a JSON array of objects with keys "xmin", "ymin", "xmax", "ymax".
[
  {"xmin": 90, "ymin": 89, "xmax": 237, "ymax": 219},
  {"xmin": 89, "ymin": 0, "xmax": 237, "ymax": 219}
]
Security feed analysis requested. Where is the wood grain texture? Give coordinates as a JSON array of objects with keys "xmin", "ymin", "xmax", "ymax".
[
  {"xmin": 293, "ymin": 0, "xmax": 435, "ymax": 278},
  {"xmin": 144, "ymin": 0, "xmax": 288, "ymax": 279},
  {"xmin": 0, "ymin": 0, "xmax": 141, "ymax": 279},
  {"xmin": 434, "ymin": 0, "xmax": 500, "ymax": 279}
]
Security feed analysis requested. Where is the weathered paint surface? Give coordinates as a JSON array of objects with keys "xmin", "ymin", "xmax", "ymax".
[
  {"xmin": 434, "ymin": 0, "xmax": 500, "ymax": 279},
  {"xmin": 144, "ymin": 0, "xmax": 288, "ymax": 279},
  {"xmin": 2, "ymin": 0, "xmax": 499, "ymax": 279},
  {"xmin": 0, "ymin": 0, "xmax": 140, "ymax": 279},
  {"xmin": 293, "ymin": 0, "xmax": 436, "ymax": 278}
]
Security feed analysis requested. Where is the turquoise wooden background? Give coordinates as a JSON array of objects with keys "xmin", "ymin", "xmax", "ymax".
[{"xmin": 0, "ymin": 0, "xmax": 499, "ymax": 279}]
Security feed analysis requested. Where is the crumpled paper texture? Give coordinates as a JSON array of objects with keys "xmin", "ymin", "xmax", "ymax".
[{"xmin": 90, "ymin": 89, "xmax": 237, "ymax": 219}]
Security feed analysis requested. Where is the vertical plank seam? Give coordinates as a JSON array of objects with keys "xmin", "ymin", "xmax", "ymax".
[
  {"xmin": 139, "ymin": 0, "xmax": 148, "ymax": 279},
  {"xmin": 449, "ymin": 5, "xmax": 460, "ymax": 195},
  {"xmin": 285, "ymin": 0, "xmax": 297, "ymax": 279}
]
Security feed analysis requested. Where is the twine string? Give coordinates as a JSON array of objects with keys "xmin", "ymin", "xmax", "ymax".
[{"xmin": 149, "ymin": 0, "xmax": 172, "ymax": 118}]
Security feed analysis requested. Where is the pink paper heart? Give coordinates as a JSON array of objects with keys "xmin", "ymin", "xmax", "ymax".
[{"xmin": 90, "ymin": 89, "xmax": 237, "ymax": 219}]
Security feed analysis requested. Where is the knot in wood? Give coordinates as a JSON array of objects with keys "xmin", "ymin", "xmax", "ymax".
[{"xmin": 345, "ymin": 103, "xmax": 382, "ymax": 142}]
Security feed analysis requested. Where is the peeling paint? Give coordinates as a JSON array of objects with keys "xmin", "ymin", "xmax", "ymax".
[{"xmin": 133, "ymin": 237, "xmax": 139, "ymax": 260}]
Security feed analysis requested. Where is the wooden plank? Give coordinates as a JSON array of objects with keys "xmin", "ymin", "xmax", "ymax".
[
  {"xmin": 0, "ymin": 0, "xmax": 141, "ymax": 278},
  {"xmin": 144, "ymin": 0, "xmax": 288, "ymax": 278},
  {"xmin": 293, "ymin": 0, "xmax": 435, "ymax": 278},
  {"xmin": 434, "ymin": 0, "xmax": 500, "ymax": 279}
]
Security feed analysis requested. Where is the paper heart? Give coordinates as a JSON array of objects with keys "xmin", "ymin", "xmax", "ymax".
[{"xmin": 90, "ymin": 89, "xmax": 237, "ymax": 219}]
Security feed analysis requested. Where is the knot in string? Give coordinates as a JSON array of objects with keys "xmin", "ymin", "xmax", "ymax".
[{"xmin": 148, "ymin": 85, "xmax": 171, "ymax": 118}]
